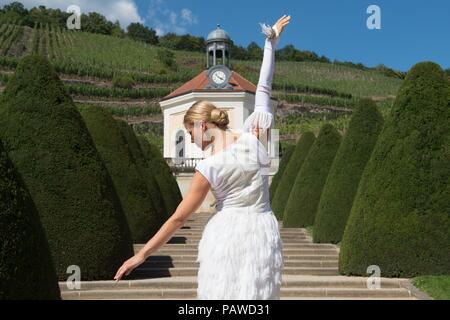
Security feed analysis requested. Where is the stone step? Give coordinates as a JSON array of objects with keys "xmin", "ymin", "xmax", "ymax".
[
  {"xmin": 134, "ymin": 243, "xmax": 337, "ymax": 251},
  {"xmin": 129, "ymin": 267, "xmax": 339, "ymax": 277},
  {"xmin": 171, "ymin": 235, "xmax": 311, "ymax": 241},
  {"xmin": 178, "ymin": 228, "xmax": 308, "ymax": 235},
  {"xmin": 142, "ymin": 248, "xmax": 339, "ymax": 256},
  {"xmin": 173, "ymin": 230, "xmax": 309, "ymax": 235},
  {"xmin": 175, "ymin": 228, "xmax": 309, "ymax": 234},
  {"xmin": 180, "ymin": 226, "xmax": 306, "ymax": 232},
  {"xmin": 182, "ymin": 224, "xmax": 301, "ymax": 230},
  {"xmin": 147, "ymin": 254, "xmax": 340, "ymax": 261},
  {"xmin": 283, "ymin": 288, "xmax": 414, "ymax": 298},
  {"xmin": 166, "ymin": 237, "xmax": 312, "ymax": 244},
  {"xmin": 281, "ymin": 297, "xmax": 416, "ymax": 300},
  {"xmin": 139, "ymin": 259, "xmax": 338, "ymax": 268},
  {"xmin": 58, "ymin": 276, "xmax": 410, "ymax": 291},
  {"xmin": 60, "ymin": 287, "xmax": 413, "ymax": 300}
]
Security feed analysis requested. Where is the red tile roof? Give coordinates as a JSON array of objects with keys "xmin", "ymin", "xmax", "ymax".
[{"xmin": 160, "ymin": 70, "xmax": 261, "ymax": 101}]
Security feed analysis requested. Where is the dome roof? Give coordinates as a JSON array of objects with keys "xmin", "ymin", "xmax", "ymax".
[{"xmin": 207, "ymin": 24, "xmax": 230, "ymax": 42}]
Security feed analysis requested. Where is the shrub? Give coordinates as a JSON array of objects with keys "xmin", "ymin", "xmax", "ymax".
[
  {"xmin": 271, "ymin": 132, "xmax": 316, "ymax": 220},
  {"xmin": 283, "ymin": 124, "xmax": 341, "ymax": 227},
  {"xmin": 112, "ymin": 74, "xmax": 135, "ymax": 89},
  {"xmin": 339, "ymin": 62, "xmax": 450, "ymax": 277},
  {"xmin": 313, "ymin": 99, "xmax": 384, "ymax": 243},
  {"xmin": 0, "ymin": 140, "xmax": 60, "ymax": 299},
  {"xmin": 138, "ymin": 136, "xmax": 182, "ymax": 215},
  {"xmin": 269, "ymin": 143, "xmax": 295, "ymax": 202},
  {"xmin": 78, "ymin": 104, "xmax": 165, "ymax": 242},
  {"xmin": 156, "ymin": 48, "xmax": 177, "ymax": 71},
  {"xmin": 0, "ymin": 55, "xmax": 134, "ymax": 280},
  {"xmin": 116, "ymin": 119, "xmax": 169, "ymax": 224}
]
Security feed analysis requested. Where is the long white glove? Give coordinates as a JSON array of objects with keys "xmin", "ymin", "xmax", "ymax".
[{"xmin": 243, "ymin": 22, "xmax": 281, "ymax": 133}]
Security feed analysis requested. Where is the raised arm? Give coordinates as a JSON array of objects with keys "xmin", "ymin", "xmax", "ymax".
[{"xmin": 243, "ymin": 15, "xmax": 291, "ymax": 135}]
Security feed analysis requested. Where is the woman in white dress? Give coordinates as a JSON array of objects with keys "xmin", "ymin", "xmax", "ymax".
[{"xmin": 114, "ymin": 15, "xmax": 291, "ymax": 300}]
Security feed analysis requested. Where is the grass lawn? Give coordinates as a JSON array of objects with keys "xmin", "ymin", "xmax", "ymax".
[{"xmin": 412, "ymin": 276, "xmax": 450, "ymax": 300}]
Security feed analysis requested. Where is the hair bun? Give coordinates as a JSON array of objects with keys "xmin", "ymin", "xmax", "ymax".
[{"xmin": 210, "ymin": 108, "xmax": 230, "ymax": 128}]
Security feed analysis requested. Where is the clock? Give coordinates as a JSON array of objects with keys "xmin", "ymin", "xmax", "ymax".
[
  {"xmin": 207, "ymin": 65, "xmax": 232, "ymax": 89},
  {"xmin": 212, "ymin": 69, "xmax": 226, "ymax": 85}
]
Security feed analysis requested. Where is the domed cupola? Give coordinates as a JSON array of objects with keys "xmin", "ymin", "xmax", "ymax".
[{"xmin": 205, "ymin": 24, "xmax": 231, "ymax": 69}]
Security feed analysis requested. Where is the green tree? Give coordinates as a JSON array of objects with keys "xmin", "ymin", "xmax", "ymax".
[
  {"xmin": 2, "ymin": 1, "xmax": 27, "ymax": 16},
  {"xmin": 0, "ymin": 55, "xmax": 134, "ymax": 280},
  {"xmin": 269, "ymin": 143, "xmax": 295, "ymax": 202},
  {"xmin": 127, "ymin": 22, "xmax": 158, "ymax": 44},
  {"xmin": 313, "ymin": 99, "xmax": 384, "ymax": 243},
  {"xmin": 0, "ymin": 140, "xmax": 60, "ymax": 299},
  {"xmin": 78, "ymin": 105, "xmax": 165, "ymax": 242},
  {"xmin": 81, "ymin": 12, "xmax": 114, "ymax": 35},
  {"xmin": 247, "ymin": 42, "xmax": 263, "ymax": 61},
  {"xmin": 159, "ymin": 32, "xmax": 205, "ymax": 52},
  {"xmin": 138, "ymin": 136, "xmax": 182, "ymax": 216},
  {"xmin": 339, "ymin": 62, "xmax": 450, "ymax": 277},
  {"xmin": 271, "ymin": 132, "xmax": 316, "ymax": 220},
  {"xmin": 111, "ymin": 20, "xmax": 125, "ymax": 38},
  {"xmin": 116, "ymin": 120, "xmax": 170, "ymax": 226},
  {"xmin": 0, "ymin": 1, "xmax": 28, "ymax": 23},
  {"xmin": 283, "ymin": 124, "xmax": 341, "ymax": 227}
]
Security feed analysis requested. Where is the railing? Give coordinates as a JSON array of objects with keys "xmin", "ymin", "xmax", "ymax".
[{"xmin": 166, "ymin": 157, "xmax": 204, "ymax": 174}]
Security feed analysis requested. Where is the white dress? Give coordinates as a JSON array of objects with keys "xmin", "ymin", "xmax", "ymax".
[{"xmin": 194, "ymin": 24, "xmax": 284, "ymax": 300}]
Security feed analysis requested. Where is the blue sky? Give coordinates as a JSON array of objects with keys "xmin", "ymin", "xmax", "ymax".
[
  {"xmin": 7, "ymin": 0, "xmax": 450, "ymax": 72},
  {"xmin": 135, "ymin": 0, "xmax": 449, "ymax": 72}
]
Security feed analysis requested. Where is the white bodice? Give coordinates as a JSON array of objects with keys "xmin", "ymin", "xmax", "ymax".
[{"xmin": 195, "ymin": 132, "xmax": 272, "ymax": 214}]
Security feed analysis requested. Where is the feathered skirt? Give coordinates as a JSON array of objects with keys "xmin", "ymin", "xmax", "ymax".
[{"xmin": 196, "ymin": 207, "xmax": 284, "ymax": 300}]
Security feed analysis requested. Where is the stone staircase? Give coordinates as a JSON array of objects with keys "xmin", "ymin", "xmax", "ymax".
[{"xmin": 60, "ymin": 212, "xmax": 424, "ymax": 300}]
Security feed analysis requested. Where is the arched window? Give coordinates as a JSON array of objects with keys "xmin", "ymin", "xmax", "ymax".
[{"xmin": 174, "ymin": 129, "xmax": 186, "ymax": 163}]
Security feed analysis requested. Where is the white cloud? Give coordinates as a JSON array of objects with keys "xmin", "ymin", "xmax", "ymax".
[
  {"xmin": 146, "ymin": 0, "xmax": 198, "ymax": 36},
  {"xmin": 180, "ymin": 9, "xmax": 197, "ymax": 26},
  {"xmin": 0, "ymin": 0, "xmax": 143, "ymax": 28}
]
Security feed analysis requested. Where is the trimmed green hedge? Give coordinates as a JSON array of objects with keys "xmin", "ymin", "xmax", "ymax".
[
  {"xmin": 0, "ymin": 140, "xmax": 60, "ymax": 299},
  {"xmin": 283, "ymin": 124, "xmax": 341, "ymax": 227},
  {"xmin": 138, "ymin": 136, "xmax": 182, "ymax": 215},
  {"xmin": 116, "ymin": 120, "xmax": 170, "ymax": 226},
  {"xmin": 269, "ymin": 144, "xmax": 295, "ymax": 202},
  {"xmin": 313, "ymin": 99, "xmax": 384, "ymax": 243},
  {"xmin": 78, "ymin": 104, "xmax": 164, "ymax": 243},
  {"xmin": 0, "ymin": 55, "xmax": 134, "ymax": 280},
  {"xmin": 271, "ymin": 132, "xmax": 316, "ymax": 220},
  {"xmin": 339, "ymin": 61, "xmax": 450, "ymax": 277}
]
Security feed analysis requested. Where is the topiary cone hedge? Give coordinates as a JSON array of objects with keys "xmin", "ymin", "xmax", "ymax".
[
  {"xmin": 269, "ymin": 143, "xmax": 295, "ymax": 202},
  {"xmin": 313, "ymin": 99, "xmax": 384, "ymax": 243},
  {"xmin": 271, "ymin": 132, "xmax": 316, "ymax": 220},
  {"xmin": 138, "ymin": 136, "xmax": 182, "ymax": 215},
  {"xmin": 0, "ymin": 140, "xmax": 60, "ymax": 299},
  {"xmin": 116, "ymin": 119, "xmax": 170, "ymax": 230},
  {"xmin": 0, "ymin": 55, "xmax": 134, "ymax": 280},
  {"xmin": 339, "ymin": 61, "xmax": 450, "ymax": 277},
  {"xmin": 78, "ymin": 104, "xmax": 165, "ymax": 243},
  {"xmin": 283, "ymin": 124, "xmax": 342, "ymax": 228}
]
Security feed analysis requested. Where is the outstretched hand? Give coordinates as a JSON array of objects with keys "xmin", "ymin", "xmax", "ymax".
[
  {"xmin": 114, "ymin": 253, "xmax": 146, "ymax": 281},
  {"xmin": 273, "ymin": 14, "xmax": 291, "ymax": 36}
]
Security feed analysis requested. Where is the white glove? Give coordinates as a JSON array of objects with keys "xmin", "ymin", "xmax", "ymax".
[{"xmin": 259, "ymin": 22, "xmax": 280, "ymax": 39}]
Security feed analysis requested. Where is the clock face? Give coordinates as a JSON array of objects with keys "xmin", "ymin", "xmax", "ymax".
[{"xmin": 212, "ymin": 70, "xmax": 227, "ymax": 84}]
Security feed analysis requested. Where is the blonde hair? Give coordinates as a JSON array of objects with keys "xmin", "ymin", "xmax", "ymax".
[{"xmin": 183, "ymin": 100, "xmax": 230, "ymax": 130}]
